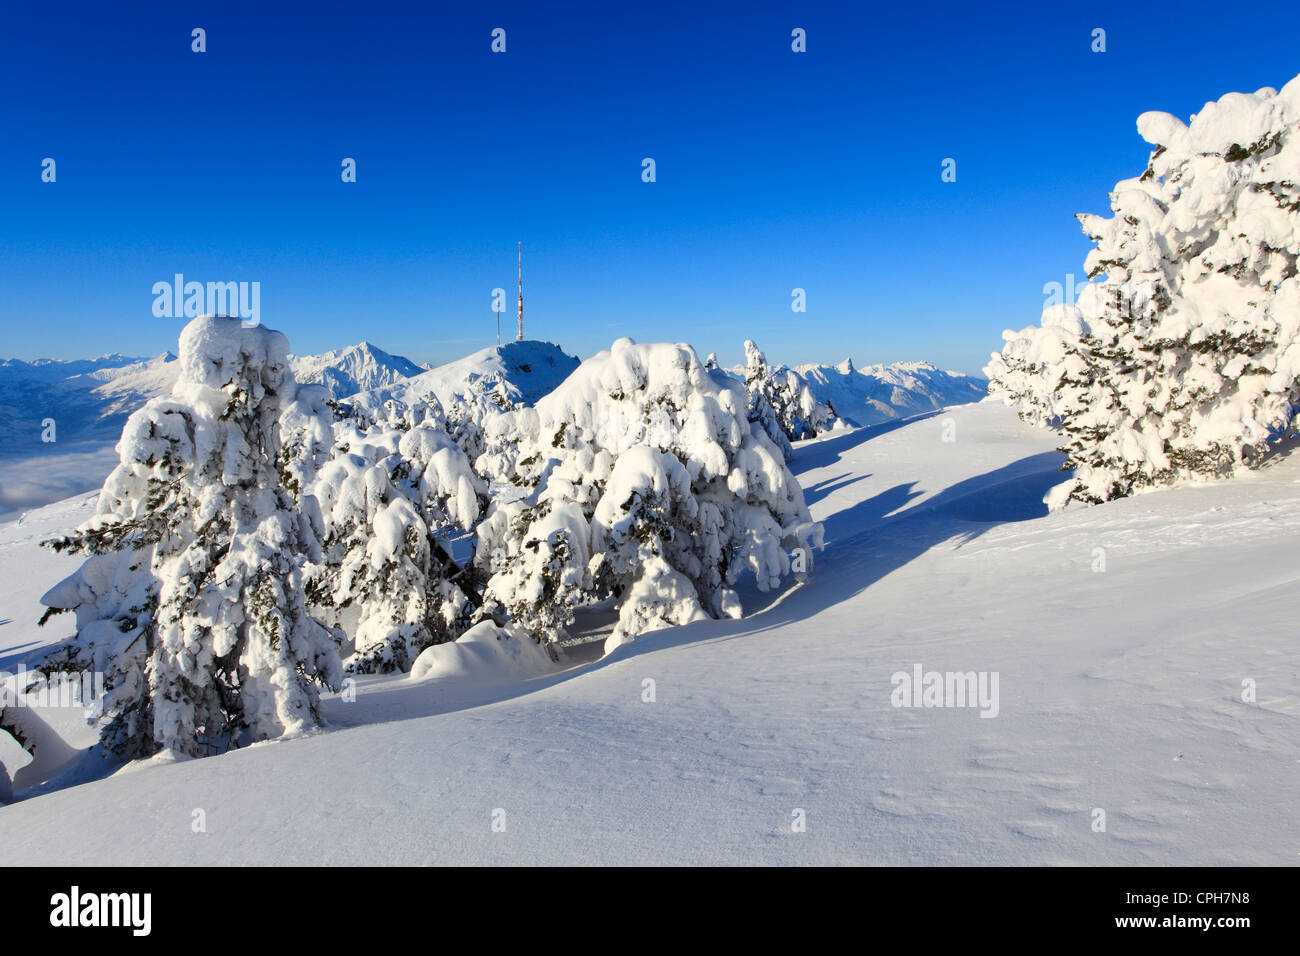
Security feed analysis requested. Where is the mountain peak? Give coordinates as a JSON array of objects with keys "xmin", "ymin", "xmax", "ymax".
[
  {"xmin": 350, "ymin": 340, "xmax": 581, "ymax": 412},
  {"xmin": 289, "ymin": 342, "xmax": 424, "ymax": 396}
]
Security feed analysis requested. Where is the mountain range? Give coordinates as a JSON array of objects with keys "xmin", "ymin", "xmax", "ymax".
[
  {"xmin": 794, "ymin": 359, "xmax": 987, "ymax": 426},
  {"xmin": 0, "ymin": 340, "xmax": 984, "ymax": 520}
]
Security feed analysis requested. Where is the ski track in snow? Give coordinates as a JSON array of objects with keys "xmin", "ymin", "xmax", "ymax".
[{"xmin": 0, "ymin": 402, "xmax": 1296, "ymax": 864}]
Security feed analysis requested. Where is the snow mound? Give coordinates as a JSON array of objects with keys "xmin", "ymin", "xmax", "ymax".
[{"xmin": 408, "ymin": 621, "xmax": 557, "ymax": 682}]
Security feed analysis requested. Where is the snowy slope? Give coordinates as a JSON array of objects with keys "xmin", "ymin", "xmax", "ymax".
[
  {"xmin": 794, "ymin": 359, "xmax": 986, "ymax": 426},
  {"xmin": 2, "ymin": 401, "xmax": 1295, "ymax": 864},
  {"xmin": 351, "ymin": 340, "xmax": 580, "ymax": 414}
]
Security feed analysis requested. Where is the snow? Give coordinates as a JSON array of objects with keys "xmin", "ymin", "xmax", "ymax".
[
  {"xmin": 408, "ymin": 622, "xmax": 557, "ymax": 682},
  {"xmin": 1, "ymin": 339, "xmax": 974, "ymax": 523},
  {"xmin": 984, "ymin": 303, "xmax": 1090, "ymax": 429},
  {"xmin": 474, "ymin": 338, "xmax": 822, "ymax": 649},
  {"xmin": 2, "ymin": 401, "xmax": 1295, "ymax": 862},
  {"xmin": 0, "ymin": 493, "xmax": 115, "ymax": 781}
]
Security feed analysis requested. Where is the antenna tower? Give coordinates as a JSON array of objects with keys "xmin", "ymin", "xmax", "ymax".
[{"xmin": 516, "ymin": 242, "xmax": 524, "ymax": 341}]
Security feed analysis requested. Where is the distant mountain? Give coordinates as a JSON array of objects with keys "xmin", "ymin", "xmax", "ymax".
[
  {"xmin": 0, "ymin": 353, "xmax": 180, "ymax": 458},
  {"xmin": 0, "ymin": 354, "xmax": 148, "ymax": 383},
  {"xmin": 350, "ymin": 340, "xmax": 581, "ymax": 416},
  {"xmin": 289, "ymin": 342, "xmax": 424, "ymax": 396},
  {"xmin": 792, "ymin": 359, "xmax": 987, "ymax": 426},
  {"xmin": 0, "ymin": 352, "xmax": 184, "ymax": 519}
]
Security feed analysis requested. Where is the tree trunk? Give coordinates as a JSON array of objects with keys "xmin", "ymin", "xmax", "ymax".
[{"xmin": 430, "ymin": 539, "xmax": 506, "ymax": 627}]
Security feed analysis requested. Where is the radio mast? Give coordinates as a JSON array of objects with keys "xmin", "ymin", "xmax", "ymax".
[{"xmin": 516, "ymin": 241, "xmax": 524, "ymax": 341}]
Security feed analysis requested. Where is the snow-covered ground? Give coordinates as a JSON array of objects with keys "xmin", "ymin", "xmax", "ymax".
[{"xmin": 2, "ymin": 400, "xmax": 1295, "ymax": 864}]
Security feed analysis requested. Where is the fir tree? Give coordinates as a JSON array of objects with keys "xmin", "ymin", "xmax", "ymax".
[
  {"xmin": 41, "ymin": 315, "xmax": 343, "ymax": 759},
  {"xmin": 989, "ymin": 76, "xmax": 1300, "ymax": 506}
]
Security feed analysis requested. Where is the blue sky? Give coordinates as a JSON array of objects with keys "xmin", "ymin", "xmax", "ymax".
[{"xmin": 2, "ymin": 0, "xmax": 1297, "ymax": 374}]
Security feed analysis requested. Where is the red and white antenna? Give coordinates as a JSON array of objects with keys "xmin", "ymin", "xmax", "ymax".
[{"xmin": 516, "ymin": 241, "xmax": 524, "ymax": 341}]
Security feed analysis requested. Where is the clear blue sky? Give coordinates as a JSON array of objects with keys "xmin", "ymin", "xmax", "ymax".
[{"xmin": 2, "ymin": 0, "xmax": 1297, "ymax": 375}]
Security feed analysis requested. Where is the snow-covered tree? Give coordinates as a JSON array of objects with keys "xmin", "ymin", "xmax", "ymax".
[
  {"xmin": 278, "ymin": 382, "xmax": 339, "ymax": 505},
  {"xmin": 344, "ymin": 382, "xmax": 508, "ymax": 464},
  {"xmin": 984, "ymin": 303, "xmax": 1091, "ymax": 429},
  {"xmin": 740, "ymin": 340, "xmax": 837, "ymax": 454},
  {"xmin": 40, "ymin": 315, "xmax": 343, "ymax": 759},
  {"xmin": 34, "ymin": 543, "xmax": 158, "ymax": 759},
  {"xmin": 302, "ymin": 398, "xmax": 487, "ymax": 673},
  {"xmin": 992, "ymin": 76, "xmax": 1300, "ymax": 507},
  {"xmin": 475, "ymin": 338, "xmax": 824, "ymax": 652}
]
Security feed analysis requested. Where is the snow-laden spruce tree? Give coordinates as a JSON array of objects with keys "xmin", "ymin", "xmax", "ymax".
[
  {"xmin": 278, "ymin": 382, "xmax": 339, "ymax": 506},
  {"xmin": 33, "ymin": 541, "xmax": 159, "ymax": 759},
  {"xmin": 984, "ymin": 304, "xmax": 1091, "ymax": 429},
  {"xmin": 992, "ymin": 76, "xmax": 1300, "ymax": 507},
  {"xmin": 741, "ymin": 340, "xmax": 837, "ymax": 455},
  {"xmin": 301, "ymin": 397, "xmax": 487, "ymax": 673},
  {"xmin": 475, "ymin": 338, "xmax": 824, "ymax": 652},
  {"xmin": 40, "ymin": 315, "xmax": 343, "ymax": 759}
]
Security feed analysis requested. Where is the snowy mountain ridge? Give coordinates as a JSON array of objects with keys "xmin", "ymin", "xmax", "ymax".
[
  {"xmin": 288, "ymin": 341, "xmax": 426, "ymax": 396},
  {"xmin": 791, "ymin": 358, "xmax": 986, "ymax": 426},
  {"xmin": 0, "ymin": 354, "xmax": 151, "ymax": 382},
  {"xmin": 0, "ymin": 338, "xmax": 977, "ymax": 522}
]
